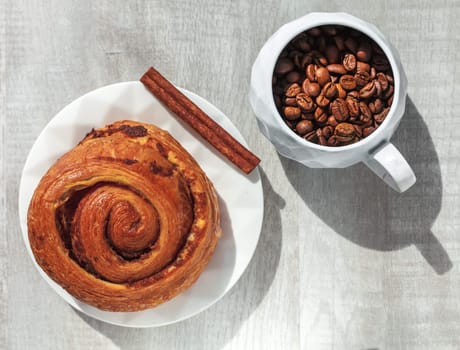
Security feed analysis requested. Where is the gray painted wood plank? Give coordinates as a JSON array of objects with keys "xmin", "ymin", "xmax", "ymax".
[{"xmin": 3, "ymin": 0, "xmax": 460, "ymax": 349}]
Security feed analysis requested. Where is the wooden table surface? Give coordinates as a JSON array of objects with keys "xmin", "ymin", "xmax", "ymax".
[{"xmin": 2, "ymin": 1, "xmax": 460, "ymax": 349}]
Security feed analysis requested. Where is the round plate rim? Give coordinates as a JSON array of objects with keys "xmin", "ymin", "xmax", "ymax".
[{"xmin": 18, "ymin": 81, "xmax": 264, "ymax": 327}]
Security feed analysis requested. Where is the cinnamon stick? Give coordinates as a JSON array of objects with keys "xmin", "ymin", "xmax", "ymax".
[{"xmin": 140, "ymin": 67, "xmax": 261, "ymax": 174}]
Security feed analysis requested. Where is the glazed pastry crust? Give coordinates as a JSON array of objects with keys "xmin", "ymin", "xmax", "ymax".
[{"xmin": 27, "ymin": 120, "xmax": 221, "ymax": 311}]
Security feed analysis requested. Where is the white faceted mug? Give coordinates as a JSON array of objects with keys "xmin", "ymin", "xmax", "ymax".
[{"xmin": 249, "ymin": 12, "xmax": 416, "ymax": 192}]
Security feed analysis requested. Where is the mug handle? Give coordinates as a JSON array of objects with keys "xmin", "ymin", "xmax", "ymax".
[{"xmin": 363, "ymin": 142, "xmax": 416, "ymax": 192}]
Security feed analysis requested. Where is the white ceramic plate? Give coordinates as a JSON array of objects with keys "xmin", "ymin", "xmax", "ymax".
[{"xmin": 18, "ymin": 81, "xmax": 264, "ymax": 327}]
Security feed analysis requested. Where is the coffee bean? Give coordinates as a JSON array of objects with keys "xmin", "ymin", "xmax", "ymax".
[
  {"xmin": 314, "ymin": 107, "xmax": 328, "ymax": 123},
  {"xmin": 361, "ymin": 117, "xmax": 374, "ymax": 127},
  {"xmin": 372, "ymin": 42, "xmax": 385, "ymax": 55},
  {"xmin": 343, "ymin": 53, "xmax": 357, "ymax": 71},
  {"xmin": 316, "ymin": 128, "xmax": 327, "ymax": 145},
  {"xmin": 333, "ymin": 35, "xmax": 345, "ymax": 51},
  {"xmin": 356, "ymin": 41, "xmax": 372, "ymax": 62},
  {"xmin": 339, "ymin": 75, "xmax": 357, "ymax": 90},
  {"xmin": 353, "ymin": 124, "xmax": 363, "ymax": 138},
  {"xmin": 383, "ymin": 84, "xmax": 394, "ymax": 99},
  {"xmin": 295, "ymin": 38, "xmax": 311, "ymax": 52},
  {"xmin": 302, "ymin": 79, "xmax": 321, "ymax": 97},
  {"xmin": 346, "ymin": 95, "xmax": 360, "ymax": 118},
  {"xmin": 307, "ymin": 27, "xmax": 322, "ymax": 37},
  {"xmin": 316, "ymin": 67, "xmax": 331, "ymax": 86},
  {"xmin": 286, "ymin": 71, "xmax": 302, "ymax": 83},
  {"xmin": 322, "ymin": 25, "xmax": 337, "ymax": 36},
  {"xmin": 327, "ymin": 135, "xmax": 340, "ymax": 146},
  {"xmin": 327, "ymin": 64, "xmax": 347, "ymax": 75},
  {"xmin": 359, "ymin": 81, "xmax": 377, "ymax": 99},
  {"xmin": 335, "ymin": 134, "xmax": 355, "ymax": 143},
  {"xmin": 296, "ymin": 119, "xmax": 314, "ymax": 135},
  {"xmin": 359, "ymin": 102, "xmax": 372, "ymax": 120},
  {"xmin": 372, "ymin": 55, "xmax": 390, "ymax": 71},
  {"xmin": 322, "ymin": 125, "xmax": 334, "ymax": 139},
  {"xmin": 291, "ymin": 52, "xmax": 303, "ymax": 69},
  {"xmin": 363, "ymin": 126, "xmax": 376, "ymax": 137},
  {"xmin": 348, "ymin": 115, "xmax": 358, "ymax": 123},
  {"xmin": 304, "ymin": 130, "xmax": 318, "ymax": 143},
  {"xmin": 318, "ymin": 136, "xmax": 328, "ymax": 146},
  {"xmin": 301, "ymin": 112, "xmax": 315, "ymax": 120},
  {"xmin": 327, "ymin": 115, "xmax": 339, "ymax": 127},
  {"xmin": 325, "ymin": 45, "xmax": 340, "ymax": 63},
  {"xmin": 288, "ymin": 49, "xmax": 302, "ymax": 60},
  {"xmin": 316, "ymin": 94, "xmax": 330, "ymax": 108},
  {"xmin": 359, "ymin": 115, "xmax": 372, "ymax": 127},
  {"xmin": 336, "ymin": 83, "xmax": 347, "ymax": 99},
  {"xmin": 285, "ymin": 97, "xmax": 297, "ymax": 106},
  {"xmin": 356, "ymin": 61, "xmax": 370, "ymax": 73},
  {"xmin": 354, "ymin": 71, "xmax": 370, "ymax": 87},
  {"xmin": 317, "ymin": 36, "xmax": 327, "ymax": 53},
  {"xmin": 370, "ymin": 67, "xmax": 377, "ymax": 79},
  {"xmin": 335, "ymin": 122, "xmax": 355, "ymax": 142},
  {"xmin": 387, "ymin": 95, "xmax": 394, "ymax": 107},
  {"xmin": 321, "ymin": 82, "xmax": 338, "ymax": 99},
  {"xmin": 386, "ymin": 73, "xmax": 394, "ymax": 84},
  {"xmin": 348, "ymin": 90, "xmax": 359, "ymax": 99},
  {"xmin": 275, "ymin": 58, "xmax": 295, "ymax": 75},
  {"xmin": 296, "ymin": 93, "xmax": 315, "ymax": 112},
  {"xmin": 331, "ymin": 98, "xmax": 349, "ymax": 122},
  {"xmin": 344, "ymin": 37, "xmax": 358, "ymax": 52},
  {"xmin": 285, "ymin": 83, "xmax": 302, "ymax": 97},
  {"xmin": 284, "ymin": 106, "xmax": 301, "ymax": 120},
  {"xmin": 300, "ymin": 54, "xmax": 314, "ymax": 68},
  {"xmin": 316, "ymin": 55, "xmax": 329, "ymax": 67},
  {"xmin": 306, "ymin": 64, "xmax": 318, "ymax": 82},
  {"xmin": 369, "ymin": 98, "xmax": 383, "ymax": 114},
  {"xmin": 376, "ymin": 72, "xmax": 389, "ymax": 91},
  {"xmin": 272, "ymin": 25, "xmax": 395, "ymax": 146},
  {"xmin": 374, "ymin": 79, "xmax": 383, "ymax": 97},
  {"xmin": 374, "ymin": 107, "xmax": 390, "ymax": 124}
]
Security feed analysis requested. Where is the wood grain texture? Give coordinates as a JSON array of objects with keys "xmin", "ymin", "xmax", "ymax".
[
  {"xmin": 2, "ymin": 0, "xmax": 460, "ymax": 349},
  {"xmin": 0, "ymin": 0, "xmax": 6, "ymax": 349}
]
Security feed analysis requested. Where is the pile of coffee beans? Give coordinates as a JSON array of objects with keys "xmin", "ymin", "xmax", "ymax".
[{"xmin": 272, "ymin": 25, "xmax": 394, "ymax": 146}]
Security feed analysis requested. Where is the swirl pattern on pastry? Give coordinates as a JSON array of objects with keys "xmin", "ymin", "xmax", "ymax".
[{"xmin": 27, "ymin": 120, "xmax": 221, "ymax": 311}]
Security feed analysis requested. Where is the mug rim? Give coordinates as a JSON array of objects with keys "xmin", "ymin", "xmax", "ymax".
[{"xmin": 266, "ymin": 12, "xmax": 403, "ymax": 153}]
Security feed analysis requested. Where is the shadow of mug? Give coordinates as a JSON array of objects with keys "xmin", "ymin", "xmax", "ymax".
[{"xmin": 280, "ymin": 96, "xmax": 452, "ymax": 274}]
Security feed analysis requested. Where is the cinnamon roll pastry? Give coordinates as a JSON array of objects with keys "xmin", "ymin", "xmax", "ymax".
[{"xmin": 27, "ymin": 120, "xmax": 221, "ymax": 311}]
